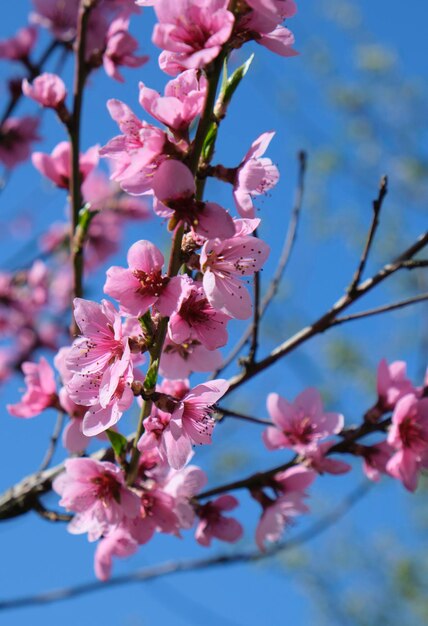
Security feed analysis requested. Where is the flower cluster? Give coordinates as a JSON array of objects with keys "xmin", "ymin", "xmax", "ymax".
[{"xmin": 5, "ymin": 0, "xmax": 428, "ymax": 588}]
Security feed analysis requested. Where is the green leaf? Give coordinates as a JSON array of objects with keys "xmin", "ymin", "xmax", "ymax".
[
  {"xmin": 138, "ymin": 311, "xmax": 154, "ymax": 335},
  {"xmin": 106, "ymin": 430, "xmax": 128, "ymax": 459},
  {"xmin": 144, "ymin": 358, "xmax": 159, "ymax": 390},
  {"xmin": 219, "ymin": 53, "xmax": 254, "ymax": 112}
]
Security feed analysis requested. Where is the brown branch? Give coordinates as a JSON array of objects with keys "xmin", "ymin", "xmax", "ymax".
[
  {"xmin": 215, "ymin": 406, "xmax": 271, "ymax": 426},
  {"xmin": 33, "ymin": 500, "xmax": 72, "ymax": 523},
  {"xmin": 0, "ymin": 481, "xmax": 369, "ymax": 612},
  {"xmin": 69, "ymin": 0, "xmax": 97, "ymax": 336},
  {"xmin": 196, "ymin": 417, "xmax": 390, "ymax": 501},
  {"xmin": 247, "ymin": 228, "xmax": 261, "ymax": 365},
  {"xmin": 347, "ymin": 175, "xmax": 388, "ymax": 294},
  {"xmin": 332, "ymin": 292, "xmax": 428, "ymax": 326},
  {"xmin": 226, "ymin": 230, "xmax": 428, "ymax": 395},
  {"xmin": 38, "ymin": 412, "xmax": 64, "ymax": 472}
]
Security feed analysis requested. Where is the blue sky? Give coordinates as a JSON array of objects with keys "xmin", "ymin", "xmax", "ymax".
[{"xmin": 1, "ymin": 2, "xmax": 427, "ymax": 625}]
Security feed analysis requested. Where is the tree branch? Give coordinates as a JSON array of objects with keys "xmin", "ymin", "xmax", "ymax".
[
  {"xmin": 0, "ymin": 482, "xmax": 370, "ymax": 612},
  {"xmin": 332, "ymin": 292, "xmax": 428, "ymax": 326},
  {"xmin": 347, "ymin": 175, "xmax": 388, "ymax": 294}
]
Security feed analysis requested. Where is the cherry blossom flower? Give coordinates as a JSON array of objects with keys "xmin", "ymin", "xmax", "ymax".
[
  {"xmin": 22, "ymin": 73, "xmax": 67, "ymax": 109},
  {"xmin": 32, "ymin": 141, "xmax": 99, "ymax": 189},
  {"xmin": 100, "ymin": 99, "xmax": 168, "ymax": 195},
  {"xmin": 263, "ymin": 388, "xmax": 344, "ymax": 454},
  {"xmin": 7, "ymin": 357, "xmax": 58, "ymax": 418},
  {"xmin": 0, "ymin": 116, "xmax": 40, "ymax": 169},
  {"xmin": 94, "ymin": 528, "xmax": 138, "ymax": 581},
  {"xmin": 104, "ymin": 239, "xmax": 184, "ymax": 317},
  {"xmin": 254, "ymin": 465, "xmax": 315, "ymax": 550},
  {"xmin": 0, "ymin": 26, "xmax": 37, "ymax": 61},
  {"xmin": 233, "ymin": 132, "xmax": 279, "ymax": 218},
  {"xmin": 103, "ymin": 17, "xmax": 148, "ymax": 82},
  {"xmin": 164, "ymin": 465, "xmax": 207, "ymax": 529},
  {"xmin": 160, "ymin": 336, "xmax": 222, "ymax": 379},
  {"xmin": 152, "ymin": 0, "xmax": 235, "ymax": 75},
  {"xmin": 140, "ymin": 379, "xmax": 228, "ymax": 469},
  {"xmin": 200, "ymin": 232, "xmax": 270, "ymax": 319},
  {"xmin": 152, "ymin": 160, "xmax": 235, "ymax": 239},
  {"xmin": 386, "ymin": 393, "xmax": 428, "ymax": 491},
  {"xmin": 195, "ymin": 495, "xmax": 243, "ymax": 546},
  {"xmin": 168, "ymin": 279, "xmax": 230, "ymax": 350},
  {"xmin": 377, "ymin": 358, "xmax": 417, "ymax": 411},
  {"xmin": 31, "ymin": 0, "xmax": 79, "ymax": 40},
  {"xmin": 255, "ymin": 492, "xmax": 307, "ymax": 550},
  {"xmin": 65, "ymin": 298, "xmax": 131, "ymax": 391},
  {"xmin": 53, "ymin": 458, "xmax": 140, "ymax": 541},
  {"xmin": 138, "ymin": 69, "xmax": 207, "ymax": 131},
  {"xmin": 245, "ymin": 0, "xmax": 297, "ymax": 24},
  {"xmin": 361, "ymin": 441, "xmax": 394, "ymax": 482},
  {"xmin": 304, "ymin": 441, "xmax": 351, "ymax": 475}
]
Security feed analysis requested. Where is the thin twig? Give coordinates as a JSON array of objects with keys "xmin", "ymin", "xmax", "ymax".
[
  {"xmin": 214, "ymin": 150, "xmax": 307, "ymax": 375},
  {"xmin": 38, "ymin": 412, "xmax": 65, "ymax": 472},
  {"xmin": 247, "ymin": 228, "xmax": 261, "ymax": 365},
  {"xmin": 0, "ymin": 482, "xmax": 370, "ymax": 612},
  {"xmin": 33, "ymin": 500, "xmax": 72, "ymax": 523},
  {"xmin": 69, "ymin": 0, "xmax": 97, "ymax": 336},
  {"xmin": 215, "ymin": 406, "xmax": 271, "ymax": 426},
  {"xmin": 0, "ymin": 39, "xmax": 61, "ymax": 126},
  {"xmin": 332, "ymin": 292, "xmax": 428, "ymax": 326},
  {"xmin": 347, "ymin": 175, "xmax": 388, "ymax": 294},
  {"xmin": 226, "ymin": 230, "xmax": 428, "ymax": 395}
]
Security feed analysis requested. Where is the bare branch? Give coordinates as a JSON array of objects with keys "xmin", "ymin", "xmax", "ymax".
[
  {"xmin": 226, "ymin": 230, "xmax": 428, "ymax": 395},
  {"xmin": 215, "ymin": 406, "xmax": 271, "ymax": 426},
  {"xmin": 0, "ymin": 482, "xmax": 370, "ymax": 612},
  {"xmin": 332, "ymin": 292, "xmax": 428, "ymax": 326},
  {"xmin": 38, "ymin": 412, "xmax": 65, "ymax": 472},
  {"xmin": 347, "ymin": 175, "xmax": 388, "ymax": 294}
]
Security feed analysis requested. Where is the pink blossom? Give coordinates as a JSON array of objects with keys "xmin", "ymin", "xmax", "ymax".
[
  {"xmin": 0, "ymin": 116, "xmax": 40, "ymax": 169},
  {"xmin": 31, "ymin": 0, "xmax": 79, "ymax": 40},
  {"xmin": 195, "ymin": 495, "xmax": 243, "ymax": 546},
  {"xmin": 153, "ymin": 160, "xmax": 235, "ymax": 239},
  {"xmin": 143, "ymin": 379, "xmax": 229, "ymax": 469},
  {"xmin": 255, "ymin": 492, "xmax": 307, "ymax": 551},
  {"xmin": 263, "ymin": 388, "xmax": 344, "ymax": 454},
  {"xmin": 304, "ymin": 441, "xmax": 351, "ymax": 475},
  {"xmin": 22, "ymin": 73, "xmax": 67, "ymax": 109},
  {"xmin": 164, "ymin": 465, "xmax": 207, "ymax": 528},
  {"xmin": 94, "ymin": 528, "xmax": 138, "ymax": 581},
  {"xmin": 104, "ymin": 239, "xmax": 184, "ymax": 317},
  {"xmin": 66, "ymin": 298, "xmax": 131, "ymax": 388},
  {"xmin": 361, "ymin": 441, "xmax": 394, "ymax": 482},
  {"xmin": 200, "ymin": 233, "xmax": 270, "ymax": 319},
  {"xmin": 233, "ymin": 132, "xmax": 279, "ymax": 218},
  {"xmin": 245, "ymin": 0, "xmax": 297, "ymax": 24},
  {"xmin": 103, "ymin": 17, "xmax": 148, "ymax": 82},
  {"xmin": 79, "ymin": 359, "xmax": 135, "ymax": 436},
  {"xmin": 139, "ymin": 69, "xmax": 207, "ymax": 130},
  {"xmin": 168, "ymin": 279, "xmax": 229, "ymax": 349},
  {"xmin": 152, "ymin": 0, "xmax": 235, "ymax": 75},
  {"xmin": 7, "ymin": 357, "xmax": 58, "ymax": 418},
  {"xmin": 160, "ymin": 336, "xmax": 222, "ymax": 379},
  {"xmin": 0, "ymin": 26, "xmax": 37, "ymax": 60},
  {"xmin": 54, "ymin": 458, "xmax": 140, "ymax": 540},
  {"xmin": 377, "ymin": 359, "xmax": 416, "ymax": 410},
  {"xmin": 254, "ymin": 465, "xmax": 314, "ymax": 550},
  {"xmin": 100, "ymin": 99, "xmax": 168, "ymax": 195},
  {"xmin": 386, "ymin": 393, "xmax": 428, "ymax": 491},
  {"xmin": 32, "ymin": 141, "xmax": 99, "ymax": 189}
]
